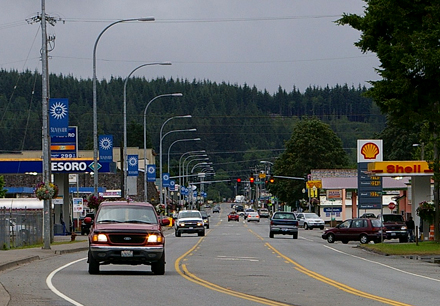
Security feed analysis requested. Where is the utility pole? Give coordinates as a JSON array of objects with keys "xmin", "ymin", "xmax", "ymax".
[{"xmin": 28, "ymin": 1, "xmax": 62, "ymax": 249}]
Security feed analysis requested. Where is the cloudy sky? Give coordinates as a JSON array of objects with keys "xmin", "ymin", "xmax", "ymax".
[{"xmin": 0, "ymin": 0, "xmax": 379, "ymax": 94}]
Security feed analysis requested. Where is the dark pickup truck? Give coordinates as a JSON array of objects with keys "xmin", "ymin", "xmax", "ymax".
[
  {"xmin": 377, "ymin": 214, "xmax": 408, "ymax": 243},
  {"xmin": 269, "ymin": 211, "xmax": 299, "ymax": 239}
]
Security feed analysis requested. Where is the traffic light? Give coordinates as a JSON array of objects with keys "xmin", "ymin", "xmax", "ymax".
[
  {"xmin": 249, "ymin": 177, "xmax": 255, "ymax": 185},
  {"xmin": 236, "ymin": 178, "xmax": 241, "ymax": 183},
  {"xmin": 269, "ymin": 178, "xmax": 275, "ymax": 184}
]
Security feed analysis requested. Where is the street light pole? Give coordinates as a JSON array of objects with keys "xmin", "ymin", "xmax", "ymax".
[
  {"xmin": 167, "ymin": 138, "xmax": 201, "ymax": 174},
  {"xmin": 123, "ymin": 62, "xmax": 172, "ymax": 199},
  {"xmin": 161, "ymin": 129, "xmax": 197, "ymax": 213},
  {"xmin": 159, "ymin": 115, "xmax": 192, "ymax": 214},
  {"xmin": 93, "ymin": 17, "xmax": 154, "ymax": 196},
  {"xmin": 143, "ymin": 93, "xmax": 183, "ymax": 202}
]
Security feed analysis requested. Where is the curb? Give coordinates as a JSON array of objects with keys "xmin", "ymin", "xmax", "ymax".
[{"xmin": 0, "ymin": 256, "xmax": 40, "ymax": 272}]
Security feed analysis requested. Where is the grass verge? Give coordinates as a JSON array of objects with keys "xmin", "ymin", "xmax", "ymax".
[{"xmin": 362, "ymin": 241, "xmax": 440, "ymax": 256}]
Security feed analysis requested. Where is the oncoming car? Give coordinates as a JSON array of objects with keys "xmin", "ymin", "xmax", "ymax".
[
  {"xmin": 174, "ymin": 210, "xmax": 205, "ymax": 237},
  {"xmin": 295, "ymin": 213, "xmax": 325, "ymax": 230},
  {"xmin": 86, "ymin": 201, "xmax": 169, "ymax": 275}
]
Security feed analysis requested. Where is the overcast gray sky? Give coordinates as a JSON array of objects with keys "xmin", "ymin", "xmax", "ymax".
[{"xmin": 0, "ymin": 0, "xmax": 378, "ymax": 94}]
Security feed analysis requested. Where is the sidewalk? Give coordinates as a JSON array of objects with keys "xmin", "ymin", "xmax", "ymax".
[
  {"xmin": 0, "ymin": 234, "xmax": 89, "ymax": 273},
  {"xmin": 0, "ymin": 226, "xmax": 174, "ymax": 273}
]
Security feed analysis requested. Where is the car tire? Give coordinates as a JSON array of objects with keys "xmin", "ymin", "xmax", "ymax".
[
  {"xmin": 175, "ymin": 230, "xmax": 181, "ymax": 237},
  {"xmin": 342, "ymin": 240, "xmax": 349, "ymax": 244},
  {"xmin": 198, "ymin": 231, "xmax": 205, "ymax": 237},
  {"xmin": 151, "ymin": 253, "xmax": 165, "ymax": 275},
  {"xmin": 327, "ymin": 233, "xmax": 335, "ymax": 243},
  {"xmin": 360, "ymin": 234, "xmax": 369, "ymax": 244},
  {"xmin": 236, "ymin": 219, "xmax": 239, "ymax": 222},
  {"xmin": 320, "ymin": 226, "xmax": 324, "ymax": 230},
  {"xmin": 206, "ymin": 225, "xmax": 210, "ymax": 229},
  {"xmin": 304, "ymin": 223, "xmax": 308, "ymax": 230},
  {"xmin": 269, "ymin": 232, "xmax": 274, "ymax": 238},
  {"xmin": 88, "ymin": 251, "xmax": 100, "ymax": 274},
  {"xmin": 293, "ymin": 233, "xmax": 298, "ymax": 239}
]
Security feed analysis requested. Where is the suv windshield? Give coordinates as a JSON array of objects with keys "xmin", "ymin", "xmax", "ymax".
[
  {"xmin": 179, "ymin": 211, "xmax": 201, "ymax": 219},
  {"xmin": 96, "ymin": 206, "xmax": 157, "ymax": 224},
  {"xmin": 382, "ymin": 215, "xmax": 404, "ymax": 222}
]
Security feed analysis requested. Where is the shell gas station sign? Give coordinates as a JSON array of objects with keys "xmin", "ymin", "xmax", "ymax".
[{"xmin": 367, "ymin": 161, "xmax": 432, "ymax": 176}]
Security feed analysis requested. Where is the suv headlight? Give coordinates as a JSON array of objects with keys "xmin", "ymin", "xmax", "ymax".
[
  {"xmin": 92, "ymin": 233, "xmax": 108, "ymax": 242},
  {"xmin": 197, "ymin": 222, "xmax": 203, "ymax": 226},
  {"xmin": 401, "ymin": 226, "xmax": 407, "ymax": 230}
]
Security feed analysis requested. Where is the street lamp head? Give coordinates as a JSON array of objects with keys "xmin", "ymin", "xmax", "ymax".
[
  {"xmin": 193, "ymin": 138, "xmax": 201, "ymax": 141},
  {"xmin": 188, "ymin": 128, "xmax": 197, "ymax": 132},
  {"xmin": 182, "ymin": 114, "xmax": 192, "ymax": 118},
  {"xmin": 172, "ymin": 93, "xmax": 183, "ymax": 97},
  {"xmin": 138, "ymin": 17, "xmax": 155, "ymax": 22},
  {"xmin": 158, "ymin": 61, "xmax": 172, "ymax": 66}
]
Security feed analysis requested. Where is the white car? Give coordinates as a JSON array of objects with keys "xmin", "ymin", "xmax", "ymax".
[
  {"xmin": 246, "ymin": 211, "xmax": 260, "ymax": 222},
  {"xmin": 295, "ymin": 213, "xmax": 325, "ymax": 230}
]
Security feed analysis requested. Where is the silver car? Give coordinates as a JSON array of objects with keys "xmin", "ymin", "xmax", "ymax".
[{"xmin": 295, "ymin": 213, "xmax": 325, "ymax": 230}]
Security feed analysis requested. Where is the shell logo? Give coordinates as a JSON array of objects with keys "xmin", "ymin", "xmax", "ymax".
[{"xmin": 361, "ymin": 142, "xmax": 379, "ymax": 159}]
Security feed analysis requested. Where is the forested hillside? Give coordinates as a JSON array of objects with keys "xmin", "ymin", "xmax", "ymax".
[{"xmin": 0, "ymin": 69, "xmax": 386, "ymax": 179}]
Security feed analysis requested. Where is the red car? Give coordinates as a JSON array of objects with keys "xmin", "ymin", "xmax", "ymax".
[
  {"xmin": 228, "ymin": 211, "xmax": 240, "ymax": 222},
  {"xmin": 322, "ymin": 218, "xmax": 387, "ymax": 244}
]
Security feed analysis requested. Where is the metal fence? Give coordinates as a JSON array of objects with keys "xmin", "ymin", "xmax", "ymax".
[{"xmin": 0, "ymin": 207, "xmax": 43, "ymax": 249}]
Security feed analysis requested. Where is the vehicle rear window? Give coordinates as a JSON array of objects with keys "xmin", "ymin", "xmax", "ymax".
[
  {"xmin": 274, "ymin": 213, "xmax": 295, "ymax": 220},
  {"xmin": 371, "ymin": 219, "xmax": 382, "ymax": 227}
]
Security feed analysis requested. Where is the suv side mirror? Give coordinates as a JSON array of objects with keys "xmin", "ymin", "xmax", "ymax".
[{"xmin": 84, "ymin": 217, "xmax": 93, "ymax": 224}]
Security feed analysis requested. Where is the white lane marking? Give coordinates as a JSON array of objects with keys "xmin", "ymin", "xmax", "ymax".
[
  {"xmin": 217, "ymin": 256, "xmax": 259, "ymax": 262},
  {"xmin": 323, "ymin": 245, "xmax": 440, "ymax": 282},
  {"xmin": 46, "ymin": 258, "xmax": 87, "ymax": 306}
]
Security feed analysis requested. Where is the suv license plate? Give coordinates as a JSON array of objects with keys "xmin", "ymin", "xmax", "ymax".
[{"xmin": 121, "ymin": 250, "xmax": 133, "ymax": 257}]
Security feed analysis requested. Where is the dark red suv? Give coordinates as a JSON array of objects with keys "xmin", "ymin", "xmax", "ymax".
[
  {"xmin": 322, "ymin": 218, "xmax": 386, "ymax": 244},
  {"xmin": 86, "ymin": 201, "xmax": 169, "ymax": 275}
]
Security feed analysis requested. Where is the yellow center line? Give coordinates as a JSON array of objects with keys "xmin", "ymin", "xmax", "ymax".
[{"xmin": 249, "ymin": 228, "xmax": 412, "ymax": 306}]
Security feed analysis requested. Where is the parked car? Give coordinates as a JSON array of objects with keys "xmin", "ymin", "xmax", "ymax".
[
  {"xmin": 246, "ymin": 211, "xmax": 260, "ymax": 222},
  {"xmin": 377, "ymin": 214, "xmax": 408, "ymax": 243},
  {"xmin": 174, "ymin": 210, "xmax": 205, "ymax": 237},
  {"xmin": 200, "ymin": 211, "xmax": 210, "ymax": 229},
  {"xmin": 86, "ymin": 201, "xmax": 169, "ymax": 275},
  {"xmin": 295, "ymin": 212, "xmax": 325, "ymax": 230},
  {"xmin": 258, "ymin": 208, "xmax": 270, "ymax": 218},
  {"xmin": 81, "ymin": 212, "xmax": 95, "ymax": 235},
  {"xmin": 269, "ymin": 212, "xmax": 298, "ymax": 239},
  {"xmin": 228, "ymin": 211, "xmax": 240, "ymax": 222},
  {"xmin": 322, "ymin": 218, "xmax": 387, "ymax": 244}
]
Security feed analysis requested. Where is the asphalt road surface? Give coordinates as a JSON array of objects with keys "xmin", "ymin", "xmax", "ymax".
[{"xmin": 1, "ymin": 203, "xmax": 439, "ymax": 306}]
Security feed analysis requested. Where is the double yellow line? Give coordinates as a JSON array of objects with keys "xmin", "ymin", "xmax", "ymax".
[{"xmin": 175, "ymin": 237, "xmax": 292, "ymax": 306}]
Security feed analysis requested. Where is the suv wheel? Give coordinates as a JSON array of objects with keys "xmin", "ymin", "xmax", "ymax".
[
  {"xmin": 88, "ymin": 251, "xmax": 100, "ymax": 274},
  {"xmin": 269, "ymin": 232, "xmax": 274, "ymax": 238},
  {"xmin": 198, "ymin": 230, "xmax": 205, "ymax": 237},
  {"xmin": 304, "ymin": 223, "xmax": 309, "ymax": 230},
  {"xmin": 175, "ymin": 230, "xmax": 181, "ymax": 237},
  {"xmin": 151, "ymin": 254, "xmax": 165, "ymax": 275},
  {"xmin": 293, "ymin": 232, "xmax": 298, "ymax": 239}
]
